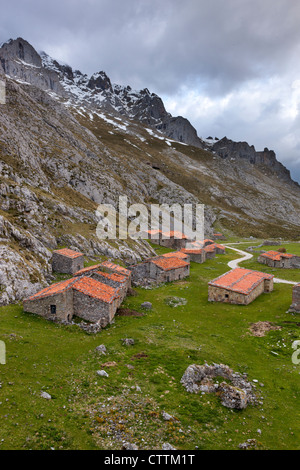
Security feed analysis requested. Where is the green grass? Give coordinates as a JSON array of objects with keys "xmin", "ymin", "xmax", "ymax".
[{"xmin": 0, "ymin": 251, "xmax": 300, "ymax": 450}]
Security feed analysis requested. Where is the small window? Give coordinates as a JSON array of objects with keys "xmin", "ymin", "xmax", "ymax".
[
  {"xmin": 50, "ymin": 305, "xmax": 56, "ymax": 315},
  {"xmin": 225, "ymin": 294, "xmax": 229, "ymax": 299}
]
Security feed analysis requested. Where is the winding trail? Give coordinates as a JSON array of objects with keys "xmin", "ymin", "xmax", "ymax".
[{"xmin": 225, "ymin": 245, "xmax": 298, "ymax": 285}]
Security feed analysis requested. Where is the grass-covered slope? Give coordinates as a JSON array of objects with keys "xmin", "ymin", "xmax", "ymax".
[{"xmin": 0, "ymin": 248, "xmax": 299, "ymax": 450}]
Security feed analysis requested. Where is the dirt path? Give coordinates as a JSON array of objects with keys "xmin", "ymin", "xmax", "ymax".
[{"xmin": 225, "ymin": 245, "xmax": 298, "ymax": 285}]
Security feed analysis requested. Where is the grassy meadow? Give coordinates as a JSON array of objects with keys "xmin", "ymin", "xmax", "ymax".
[{"xmin": 0, "ymin": 243, "xmax": 299, "ymax": 450}]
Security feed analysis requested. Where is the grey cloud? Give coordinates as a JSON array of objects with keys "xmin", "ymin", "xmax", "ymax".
[{"xmin": 1, "ymin": 0, "xmax": 300, "ymax": 180}]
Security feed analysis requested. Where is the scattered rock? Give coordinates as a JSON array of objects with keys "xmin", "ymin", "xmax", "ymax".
[
  {"xmin": 162, "ymin": 443, "xmax": 176, "ymax": 450},
  {"xmin": 162, "ymin": 411, "xmax": 175, "ymax": 421},
  {"xmin": 78, "ymin": 322, "xmax": 102, "ymax": 334},
  {"xmin": 164, "ymin": 296, "xmax": 187, "ymax": 307},
  {"xmin": 181, "ymin": 363, "xmax": 257, "ymax": 409},
  {"xmin": 97, "ymin": 370, "xmax": 109, "ymax": 377},
  {"xmin": 122, "ymin": 338, "xmax": 135, "ymax": 346},
  {"xmin": 238, "ymin": 439, "xmax": 259, "ymax": 450},
  {"xmin": 218, "ymin": 382, "xmax": 248, "ymax": 410},
  {"xmin": 95, "ymin": 344, "xmax": 106, "ymax": 355},
  {"xmin": 121, "ymin": 442, "xmax": 139, "ymax": 450},
  {"xmin": 40, "ymin": 391, "xmax": 52, "ymax": 400},
  {"xmin": 101, "ymin": 361, "xmax": 117, "ymax": 368},
  {"xmin": 141, "ymin": 301, "xmax": 152, "ymax": 310}
]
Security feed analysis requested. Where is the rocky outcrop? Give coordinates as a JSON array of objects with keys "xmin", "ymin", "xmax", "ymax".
[
  {"xmin": 211, "ymin": 137, "xmax": 295, "ymax": 183},
  {"xmin": 157, "ymin": 116, "xmax": 204, "ymax": 148},
  {"xmin": 0, "ymin": 38, "xmax": 65, "ymax": 95},
  {"xmin": 181, "ymin": 363, "xmax": 258, "ymax": 409}
]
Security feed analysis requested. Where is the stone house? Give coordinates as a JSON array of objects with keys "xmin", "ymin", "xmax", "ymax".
[
  {"xmin": 258, "ymin": 251, "xmax": 300, "ymax": 269},
  {"xmin": 160, "ymin": 230, "xmax": 189, "ymax": 250},
  {"xmin": 52, "ymin": 248, "xmax": 84, "ymax": 275},
  {"xmin": 99, "ymin": 261, "xmax": 132, "ymax": 287},
  {"xmin": 129, "ymin": 256, "xmax": 190, "ymax": 285},
  {"xmin": 23, "ymin": 276, "xmax": 120, "ymax": 327},
  {"xmin": 208, "ymin": 268, "xmax": 274, "ymax": 305},
  {"xmin": 213, "ymin": 233, "xmax": 226, "ymax": 241},
  {"xmin": 90, "ymin": 270, "xmax": 128, "ymax": 306},
  {"xmin": 289, "ymin": 283, "xmax": 300, "ymax": 313},
  {"xmin": 162, "ymin": 251, "xmax": 190, "ymax": 263},
  {"xmin": 203, "ymin": 244, "xmax": 216, "ymax": 260},
  {"xmin": 212, "ymin": 243, "xmax": 226, "ymax": 255},
  {"xmin": 203, "ymin": 239, "xmax": 215, "ymax": 247},
  {"xmin": 145, "ymin": 229, "xmax": 189, "ymax": 250},
  {"xmin": 180, "ymin": 248, "xmax": 205, "ymax": 263}
]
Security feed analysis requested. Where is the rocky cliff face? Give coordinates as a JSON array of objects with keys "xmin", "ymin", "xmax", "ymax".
[
  {"xmin": 211, "ymin": 137, "xmax": 294, "ymax": 184},
  {"xmin": 0, "ymin": 37, "xmax": 300, "ymax": 306},
  {"xmin": 0, "ymin": 38, "xmax": 204, "ymax": 148}
]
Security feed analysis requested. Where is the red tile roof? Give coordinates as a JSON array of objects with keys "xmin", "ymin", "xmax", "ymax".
[
  {"xmin": 214, "ymin": 243, "xmax": 225, "ymax": 250},
  {"xmin": 95, "ymin": 271, "xmax": 127, "ymax": 284},
  {"xmin": 72, "ymin": 277, "xmax": 120, "ymax": 303},
  {"xmin": 162, "ymin": 230, "xmax": 188, "ymax": 239},
  {"xmin": 74, "ymin": 264, "xmax": 101, "ymax": 276},
  {"xmin": 260, "ymin": 250, "xmax": 294, "ymax": 261},
  {"xmin": 100, "ymin": 261, "xmax": 131, "ymax": 277},
  {"xmin": 209, "ymin": 268, "xmax": 273, "ymax": 295},
  {"xmin": 53, "ymin": 248, "xmax": 84, "ymax": 259},
  {"xmin": 203, "ymin": 244, "xmax": 216, "ymax": 253},
  {"xmin": 25, "ymin": 275, "xmax": 120, "ymax": 304},
  {"xmin": 162, "ymin": 251, "xmax": 190, "ymax": 260},
  {"xmin": 151, "ymin": 257, "xmax": 189, "ymax": 271},
  {"xmin": 181, "ymin": 248, "xmax": 203, "ymax": 254},
  {"xmin": 25, "ymin": 277, "xmax": 77, "ymax": 301}
]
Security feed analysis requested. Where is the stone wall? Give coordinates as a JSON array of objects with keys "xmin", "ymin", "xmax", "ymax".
[
  {"xmin": 156, "ymin": 264, "xmax": 190, "ymax": 283},
  {"xmin": 208, "ymin": 281, "xmax": 266, "ymax": 305},
  {"xmin": 73, "ymin": 290, "xmax": 116, "ymax": 326},
  {"xmin": 23, "ymin": 290, "xmax": 74, "ymax": 322},
  {"xmin": 186, "ymin": 252, "xmax": 205, "ymax": 263},
  {"xmin": 52, "ymin": 252, "xmax": 84, "ymax": 274},
  {"xmin": 91, "ymin": 272, "xmax": 127, "ymax": 306}
]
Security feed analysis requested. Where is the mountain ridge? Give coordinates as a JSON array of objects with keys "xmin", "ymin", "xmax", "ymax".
[{"xmin": 0, "ymin": 37, "xmax": 299, "ymax": 306}]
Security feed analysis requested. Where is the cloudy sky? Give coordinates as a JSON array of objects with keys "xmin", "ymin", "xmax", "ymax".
[{"xmin": 1, "ymin": 0, "xmax": 300, "ymax": 182}]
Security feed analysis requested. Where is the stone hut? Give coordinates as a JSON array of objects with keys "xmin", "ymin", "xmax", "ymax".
[
  {"xmin": 180, "ymin": 248, "xmax": 205, "ymax": 263},
  {"xmin": 130, "ymin": 256, "xmax": 190, "ymax": 285},
  {"xmin": 162, "ymin": 251, "xmax": 190, "ymax": 263},
  {"xmin": 23, "ymin": 276, "xmax": 120, "ymax": 327},
  {"xmin": 203, "ymin": 244, "xmax": 216, "ymax": 260},
  {"xmin": 212, "ymin": 243, "xmax": 226, "ymax": 255},
  {"xmin": 90, "ymin": 271, "xmax": 128, "ymax": 306},
  {"xmin": 258, "ymin": 251, "xmax": 300, "ymax": 269},
  {"xmin": 52, "ymin": 248, "xmax": 84, "ymax": 275},
  {"xmin": 289, "ymin": 283, "xmax": 300, "ymax": 313},
  {"xmin": 144, "ymin": 229, "xmax": 189, "ymax": 250},
  {"xmin": 203, "ymin": 239, "xmax": 215, "ymax": 247},
  {"xmin": 213, "ymin": 233, "xmax": 226, "ymax": 241},
  {"xmin": 99, "ymin": 261, "xmax": 132, "ymax": 287},
  {"xmin": 208, "ymin": 268, "xmax": 274, "ymax": 305},
  {"xmin": 160, "ymin": 230, "xmax": 189, "ymax": 250}
]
